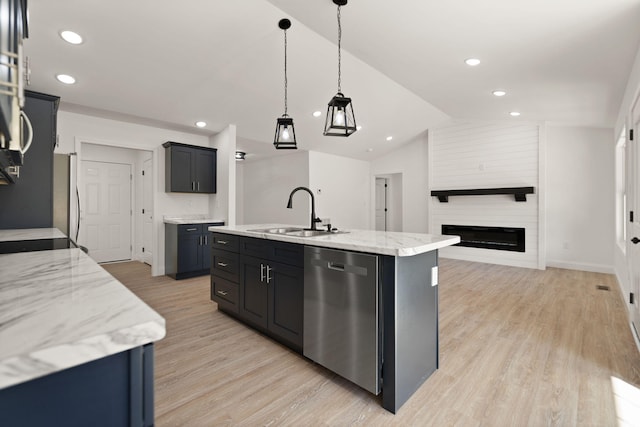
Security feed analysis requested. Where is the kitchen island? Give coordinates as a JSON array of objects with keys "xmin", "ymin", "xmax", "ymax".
[
  {"xmin": 209, "ymin": 224, "xmax": 459, "ymax": 413},
  {"xmin": 0, "ymin": 246, "xmax": 165, "ymax": 426}
]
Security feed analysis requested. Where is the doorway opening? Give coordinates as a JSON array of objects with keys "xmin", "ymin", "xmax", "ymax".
[
  {"xmin": 76, "ymin": 142, "xmax": 153, "ymax": 265},
  {"xmin": 374, "ymin": 173, "xmax": 403, "ymax": 232}
]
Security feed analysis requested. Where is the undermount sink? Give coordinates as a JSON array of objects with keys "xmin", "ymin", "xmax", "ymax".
[
  {"xmin": 249, "ymin": 228, "xmax": 347, "ymax": 238},
  {"xmin": 250, "ymin": 227, "xmax": 303, "ymax": 234}
]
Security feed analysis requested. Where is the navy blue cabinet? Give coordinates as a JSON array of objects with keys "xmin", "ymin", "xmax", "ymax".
[
  {"xmin": 165, "ymin": 222, "xmax": 223, "ymax": 279},
  {"xmin": 211, "ymin": 234, "xmax": 304, "ymax": 351},
  {"xmin": 0, "ymin": 344, "xmax": 156, "ymax": 427},
  {"xmin": 0, "ymin": 91, "xmax": 59, "ymax": 228},
  {"xmin": 163, "ymin": 142, "xmax": 217, "ymax": 193}
]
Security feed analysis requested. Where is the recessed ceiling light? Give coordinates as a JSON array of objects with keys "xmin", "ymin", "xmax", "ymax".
[
  {"xmin": 60, "ymin": 30, "xmax": 83, "ymax": 45},
  {"xmin": 465, "ymin": 58, "xmax": 481, "ymax": 66},
  {"xmin": 56, "ymin": 74, "xmax": 76, "ymax": 84},
  {"xmin": 492, "ymin": 90, "xmax": 506, "ymax": 97},
  {"xmin": 367, "ymin": 148, "xmax": 374, "ymax": 152},
  {"xmin": 312, "ymin": 111, "xmax": 322, "ymax": 117},
  {"xmin": 509, "ymin": 111, "xmax": 521, "ymax": 117},
  {"xmin": 386, "ymin": 136, "xmax": 393, "ymax": 141},
  {"xmin": 356, "ymin": 125, "xmax": 362, "ymax": 131},
  {"xmin": 195, "ymin": 121, "xmax": 207, "ymax": 128}
]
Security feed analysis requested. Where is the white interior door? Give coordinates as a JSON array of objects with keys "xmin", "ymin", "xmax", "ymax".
[
  {"xmin": 81, "ymin": 160, "xmax": 132, "ymax": 263},
  {"xmin": 630, "ymin": 97, "xmax": 640, "ymax": 338},
  {"xmin": 375, "ymin": 178, "xmax": 387, "ymax": 231},
  {"xmin": 142, "ymin": 158, "xmax": 153, "ymax": 265}
]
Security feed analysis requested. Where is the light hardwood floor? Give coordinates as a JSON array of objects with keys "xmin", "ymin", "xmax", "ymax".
[{"xmin": 102, "ymin": 259, "xmax": 640, "ymax": 426}]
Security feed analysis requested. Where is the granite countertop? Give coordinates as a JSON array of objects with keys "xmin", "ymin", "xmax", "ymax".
[
  {"xmin": 0, "ymin": 248, "xmax": 166, "ymax": 390},
  {"xmin": 163, "ymin": 214, "xmax": 226, "ymax": 225},
  {"xmin": 210, "ymin": 224, "xmax": 460, "ymax": 257},
  {"xmin": 0, "ymin": 228, "xmax": 67, "ymax": 242}
]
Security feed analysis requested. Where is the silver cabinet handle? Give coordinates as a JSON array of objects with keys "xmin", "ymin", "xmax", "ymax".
[
  {"xmin": 204, "ymin": 235, "xmax": 208, "ymax": 245},
  {"xmin": 218, "ymin": 262, "xmax": 228, "ymax": 267},
  {"xmin": 197, "ymin": 182, "xmax": 200, "ymax": 191},
  {"xmin": 191, "ymin": 181, "xmax": 195, "ymax": 191},
  {"xmin": 260, "ymin": 264, "xmax": 265, "ymax": 282},
  {"xmin": 186, "ymin": 228, "xmax": 197, "ymax": 232},
  {"xmin": 199, "ymin": 236, "xmax": 203, "ymax": 245},
  {"xmin": 266, "ymin": 265, "xmax": 272, "ymax": 284},
  {"xmin": 218, "ymin": 240, "xmax": 228, "ymax": 245},
  {"xmin": 217, "ymin": 290, "xmax": 228, "ymax": 296}
]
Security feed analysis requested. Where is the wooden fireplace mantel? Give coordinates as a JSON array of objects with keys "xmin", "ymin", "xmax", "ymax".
[{"xmin": 430, "ymin": 187, "xmax": 535, "ymax": 203}]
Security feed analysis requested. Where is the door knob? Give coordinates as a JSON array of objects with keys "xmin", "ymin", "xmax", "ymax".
[{"xmin": 632, "ymin": 237, "xmax": 640, "ymax": 244}]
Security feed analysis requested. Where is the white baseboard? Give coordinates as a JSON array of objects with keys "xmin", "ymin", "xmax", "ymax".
[{"xmin": 545, "ymin": 260, "xmax": 614, "ymax": 274}]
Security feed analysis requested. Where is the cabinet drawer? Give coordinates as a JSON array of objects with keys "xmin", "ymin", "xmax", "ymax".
[
  {"xmin": 211, "ymin": 233, "xmax": 239, "ymax": 252},
  {"xmin": 211, "ymin": 249, "xmax": 240, "ymax": 282},
  {"xmin": 241, "ymin": 237, "xmax": 303, "ymax": 267},
  {"xmin": 211, "ymin": 276, "xmax": 238, "ymax": 313},
  {"xmin": 178, "ymin": 224, "xmax": 203, "ymax": 234}
]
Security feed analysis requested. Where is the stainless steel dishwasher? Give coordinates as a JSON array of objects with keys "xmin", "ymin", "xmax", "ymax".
[{"xmin": 303, "ymin": 246, "xmax": 380, "ymax": 394}]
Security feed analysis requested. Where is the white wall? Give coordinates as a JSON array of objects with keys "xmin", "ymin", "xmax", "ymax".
[
  {"xmin": 241, "ymin": 151, "xmax": 310, "ymax": 226},
  {"xmin": 56, "ymin": 110, "xmax": 225, "ymax": 276},
  {"xmin": 236, "ymin": 162, "xmax": 244, "ymax": 225},
  {"xmin": 210, "ymin": 125, "xmax": 236, "ymax": 226},
  {"xmin": 308, "ymin": 151, "xmax": 371, "ymax": 230},
  {"xmin": 429, "ymin": 121, "xmax": 541, "ymax": 269},
  {"xmin": 546, "ymin": 126, "xmax": 615, "ymax": 273},
  {"xmin": 371, "ymin": 132, "xmax": 429, "ymax": 232}
]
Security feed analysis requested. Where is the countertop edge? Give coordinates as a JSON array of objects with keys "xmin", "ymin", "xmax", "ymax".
[
  {"xmin": 0, "ymin": 318, "xmax": 165, "ymax": 390},
  {"xmin": 209, "ymin": 226, "xmax": 460, "ymax": 256},
  {"xmin": 164, "ymin": 219, "xmax": 226, "ymax": 225}
]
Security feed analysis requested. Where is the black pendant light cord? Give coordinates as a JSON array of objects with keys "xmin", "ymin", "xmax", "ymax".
[
  {"xmin": 337, "ymin": 5, "xmax": 342, "ymax": 93},
  {"xmin": 284, "ymin": 28, "xmax": 288, "ymax": 116}
]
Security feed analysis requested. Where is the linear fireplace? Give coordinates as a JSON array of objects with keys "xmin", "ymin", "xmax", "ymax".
[{"xmin": 442, "ymin": 225, "xmax": 525, "ymax": 252}]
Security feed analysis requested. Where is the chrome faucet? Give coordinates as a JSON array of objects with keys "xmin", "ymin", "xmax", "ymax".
[{"xmin": 287, "ymin": 186, "xmax": 322, "ymax": 230}]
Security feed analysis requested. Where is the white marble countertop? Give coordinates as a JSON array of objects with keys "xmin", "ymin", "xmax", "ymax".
[
  {"xmin": 0, "ymin": 248, "xmax": 166, "ymax": 390},
  {"xmin": 210, "ymin": 224, "xmax": 460, "ymax": 257},
  {"xmin": 0, "ymin": 228, "xmax": 66, "ymax": 242},
  {"xmin": 163, "ymin": 214, "xmax": 226, "ymax": 225}
]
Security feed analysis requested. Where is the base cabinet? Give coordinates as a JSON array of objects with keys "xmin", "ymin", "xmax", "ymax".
[
  {"xmin": 211, "ymin": 234, "xmax": 303, "ymax": 351},
  {"xmin": 165, "ymin": 222, "xmax": 223, "ymax": 279},
  {"xmin": 0, "ymin": 344, "xmax": 156, "ymax": 427}
]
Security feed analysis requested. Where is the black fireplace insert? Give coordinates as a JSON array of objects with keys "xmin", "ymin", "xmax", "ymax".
[{"xmin": 442, "ymin": 225, "xmax": 525, "ymax": 252}]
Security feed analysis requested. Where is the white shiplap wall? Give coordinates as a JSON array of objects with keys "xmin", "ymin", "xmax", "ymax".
[{"xmin": 429, "ymin": 121, "xmax": 540, "ymax": 269}]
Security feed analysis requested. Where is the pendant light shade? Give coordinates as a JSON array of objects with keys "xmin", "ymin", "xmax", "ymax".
[
  {"xmin": 274, "ymin": 19, "xmax": 297, "ymax": 149},
  {"xmin": 324, "ymin": 92, "xmax": 356, "ymax": 136},
  {"xmin": 274, "ymin": 115, "xmax": 297, "ymax": 149},
  {"xmin": 324, "ymin": 0, "xmax": 357, "ymax": 137}
]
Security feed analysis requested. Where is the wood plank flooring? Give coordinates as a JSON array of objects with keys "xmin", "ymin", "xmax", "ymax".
[{"xmin": 102, "ymin": 259, "xmax": 640, "ymax": 426}]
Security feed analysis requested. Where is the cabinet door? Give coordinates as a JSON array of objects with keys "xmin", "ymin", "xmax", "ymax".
[
  {"xmin": 169, "ymin": 146, "xmax": 194, "ymax": 192},
  {"xmin": 202, "ymin": 231, "xmax": 211, "ymax": 270},
  {"xmin": 268, "ymin": 261, "xmax": 303, "ymax": 349},
  {"xmin": 239, "ymin": 255, "xmax": 268, "ymax": 328},
  {"xmin": 177, "ymin": 232, "xmax": 202, "ymax": 273},
  {"xmin": 194, "ymin": 148, "xmax": 216, "ymax": 193}
]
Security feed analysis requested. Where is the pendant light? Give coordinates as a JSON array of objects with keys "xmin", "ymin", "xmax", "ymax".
[
  {"xmin": 274, "ymin": 19, "xmax": 297, "ymax": 149},
  {"xmin": 324, "ymin": 0, "xmax": 357, "ymax": 137}
]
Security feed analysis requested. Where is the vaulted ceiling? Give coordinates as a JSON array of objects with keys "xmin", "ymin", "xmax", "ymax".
[{"xmin": 23, "ymin": 0, "xmax": 640, "ymax": 160}]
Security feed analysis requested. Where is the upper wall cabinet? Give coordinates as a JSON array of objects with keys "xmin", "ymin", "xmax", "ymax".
[{"xmin": 163, "ymin": 141, "xmax": 217, "ymax": 194}]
